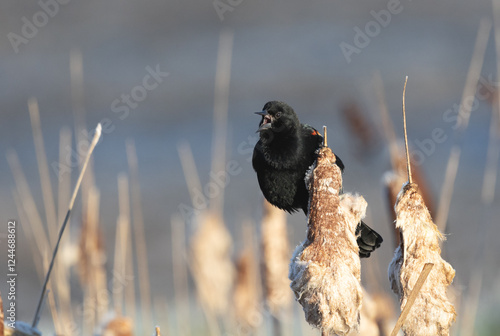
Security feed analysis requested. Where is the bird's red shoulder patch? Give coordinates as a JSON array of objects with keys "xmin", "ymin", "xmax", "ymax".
[{"xmin": 311, "ymin": 130, "xmax": 321, "ymax": 136}]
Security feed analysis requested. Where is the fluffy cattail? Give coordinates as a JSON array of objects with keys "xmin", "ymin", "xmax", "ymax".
[
  {"xmin": 233, "ymin": 224, "xmax": 261, "ymax": 330},
  {"xmin": 388, "ymin": 183, "xmax": 456, "ymax": 335},
  {"xmin": 289, "ymin": 143, "xmax": 364, "ymax": 335},
  {"xmin": 389, "ymin": 77, "xmax": 456, "ymax": 336},
  {"xmin": 261, "ymin": 200, "xmax": 292, "ymax": 315},
  {"xmin": 101, "ymin": 316, "xmax": 133, "ymax": 336},
  {"xmin": 190, "ymin": 211, "xmax": 235, "ymax": 316}
]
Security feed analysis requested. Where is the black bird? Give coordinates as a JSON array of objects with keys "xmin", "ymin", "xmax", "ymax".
[{"xmin": 252, "ymin": 101, "xmax": 382, "ymax": 258}]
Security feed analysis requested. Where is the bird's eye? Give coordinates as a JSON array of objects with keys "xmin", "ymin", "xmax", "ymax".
[{"xmin": 276, "ymin": 112, "xmax": 282, "ymax": 118}]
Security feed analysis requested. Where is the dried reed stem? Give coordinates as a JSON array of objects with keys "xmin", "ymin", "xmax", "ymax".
[
  {"xmin": 156, "ymin": 326, "xmax": 161, "ymax": 336},
  {"xmin": 42, "ymin": 254, "xmax": 62, "ymax": 335},
  {"xmin": 436, "ymin": 19, "xmax": 491, "ymax": 232},
  {"xmin": 323, "ymin": 125, "xmax": 328, "ymax": 147},
  {"xmin": 290, "ymin": 138, "xmax": 364, "ymax": 335},
  {"xmin": 171, "ymin": 215, "xmax": 191, "ymax": 336},
  {"xmin": 401, "ymin": 76, "xmax": 412, "ymax": 184},
  {"xmin": 210, "ymin": 29, "xmax": 234, "ymax": 215},
  {"xmin": 178, "ymin": 142, "xmax": 207, "ymax": 210},
  {"xmin": 12, "ymin": 190, "xmax": 45, "ymax": 280},
  {"xmin": 7, "ymin": 151, "xmax": 49, "ymax": 258},
  {"xmin": 390, "ymin": 263, "xmax": 434, "ymax": 336},
  {"xmin": 70, "ymin": 48, "xmax": 95, "ymax": 222},
  {"xmin": 55, "ymin": 127, "xmax": 75, "ymax": 331},
  {"xmin": 374, "ymin": 71, "xmax": 399, "ymax": 170},
  {"xmin": 126, "ymin": 139, "xmax": 152, "ymax": 330},
  {"xmin": 481, "ymin": 3, "xmax": 500, "ymax": 204},
  {"xmin": 435, "ymin": 146, "xmax": 461, "ymax": 232},
  {"xmin": 28, "ymin": 97, "xmax": 58, "ymax": 244},
  {"xmin": 114, "ymin": 173, "xmax": 135, "ymax": 320},
  {"xmin": 480, "ymin": 106, "xmax": 500, "ymax": 204},
  {"xmin": 32, "ymin": 123, "xmax": 102, "ymax": 328},
  {"xmin": 458, "ymin": 272, "xmax": 483, "ymax": 336}
]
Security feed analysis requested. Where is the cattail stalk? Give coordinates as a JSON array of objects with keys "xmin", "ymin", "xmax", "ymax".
[
  {"xmin": 436, "ymin": 19, "xmax": 491, "ymax": 232},
  {"xmin": 28, "ymin": 98, "xmax": 58, "ymax": 245},
  {"xmin": 261, "ymin": 201, "xmax": 291, "ymax": 319},
  {"xmin": 289, "ymin": 127, "xmax": 364, "ymax": 335},
  {"xmin": 388, "ymin": 78, "xmax": 456, "ymax": 335},
  {"xmin": 190, "ymin": 212, "xmax": 234, "ymax": 335},
  {"xmin": 126, "ymin": 140, "xmax": 153, "ymax": 331},
  {"xmin": 171, "ymin": 215, "xmax": 191, "ymax": 336},
  {"xmin": 233, "ymin": 223, "xmax": 261, "ymax": 332},
  {"xmin": 210, "ymin": 29, "xmax": 234, "ymax": 216},
  {"xmin": 56, "ymin": 127, "xmax": 74, "ymax": 332}
]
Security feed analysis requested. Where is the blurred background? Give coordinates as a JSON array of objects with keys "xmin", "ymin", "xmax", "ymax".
[{"xmin": 0, "ymin": 0, "xmax": 499, "ymax": 335}]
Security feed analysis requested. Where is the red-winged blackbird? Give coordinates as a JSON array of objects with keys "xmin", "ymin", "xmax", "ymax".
[{"xmin": 252, "ymin": 101, "xmax": 382, "ymax": 258}]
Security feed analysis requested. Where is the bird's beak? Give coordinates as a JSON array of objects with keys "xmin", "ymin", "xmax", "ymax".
[{"xmin": 255, "ymin": 110, "xmax": 272, "ymax": 132}]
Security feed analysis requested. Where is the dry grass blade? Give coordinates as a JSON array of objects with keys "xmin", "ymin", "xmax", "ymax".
[
  {"xmin": 58, "ymin": 127, "xmax": 72, "ymax": 228},
  {"xmin": 210, "ymin": 29, "xmax": 234, "ymax": 215},
  {"xmin": 436, "ymin": 18, "xmax": 491, "ymax": 232},
  {"xmin": 114, "ymin": 173, "xmax": 134, "ymax": 319},
  {"xmin": 28, "ymin": 97, "xmax": 58, "ymax": 244},
  {"xmin": 41, "ymin": 254, "xmax": 62, "ymax": 335},
  {"xmin": 7, "ymin": 151, "xmax": 49, "ymax": 258},
  {"xmin": 177, "ymin": 142, "xmax": 207, "ymax": 210},
  {"xmin": 170, "ymin": 215, "xmax": 191, "ymax": 336},
  {"xmin": 373, "ymin": 71, "xmax": 399, "ymax": 170},
  {"xmin": 55, "ymin": 127, "xmax": 74, "ymax": 332},
  {"xmin": 156, "ymin": 326, "xmax": 161, "ymax": 336},
  {"xmin": 126, "ymin": 139, "xmax": 152, "ymax": 330},
  {"xmin": 435, "ymin": 146, "xmax": 461, "ymax": 232},
  {"xmin": 12, "ymin": 189, "xmax": 45, "ymax": 280},
  {"xmin": 456, "ymin": 18, "xmax": 492, "ymax": 132},
  {"xmin": 290, "ymin": 133, "xmax": 364, "ymax": 335},
  {"xmin": 32, "ymin": 123, "xmax": 102, "ymax": 328},
  {"xmin": 390, "ymin": 263, "xmax": 434, "ymax": 336},
  {"xmin": 481, "ymin": 1, "xmax": 500, "ymax": 204},
  {"xmin": 480, "ymin": 107, "xmax": 500, "ymax": 204},
  {"xmin": 458, "ymin": 272, "xmax": 483, "ymax": 336}
]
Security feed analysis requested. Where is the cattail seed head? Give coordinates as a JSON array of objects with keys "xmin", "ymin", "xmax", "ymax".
[
  {"xmin": 289, "ymin": 146, "xmax": 364, "ymax": 335},
  {"xmin": 388, "ymin": 183, "xmax": 456, "ymax": 336},
  {"xmin": 261, "ymin": 200, "xmax": 292, "ymax": 315}
]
